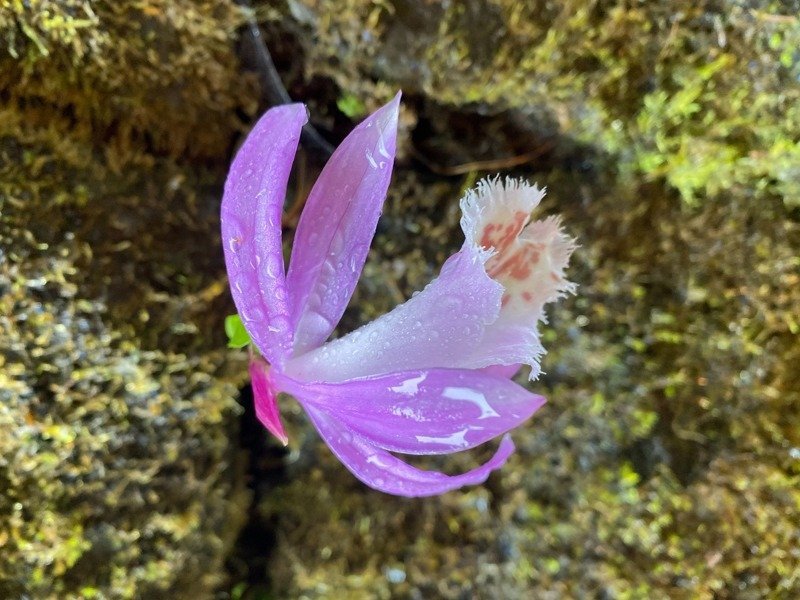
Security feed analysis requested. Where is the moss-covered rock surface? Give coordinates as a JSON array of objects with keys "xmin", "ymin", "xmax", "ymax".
[
  {"xmin": 2, "ymin": 0, "xmax": 799, "ymax": 598},
  {"xmin": 1, "ymin": 1, "xmax": 251, "ymax": 597}
]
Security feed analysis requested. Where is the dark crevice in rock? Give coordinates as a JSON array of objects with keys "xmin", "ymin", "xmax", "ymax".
[{"xmin": 221, "ymin": 384, "xmax": 288, "ymax": 597}]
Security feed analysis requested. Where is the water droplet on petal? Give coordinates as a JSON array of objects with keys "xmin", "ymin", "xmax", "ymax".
[{"xmin": 365, "ymin": 149, "xmax": 378, "ymax": 169}]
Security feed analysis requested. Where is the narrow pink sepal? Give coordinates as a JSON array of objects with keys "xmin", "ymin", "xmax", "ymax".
[
  {"xmin": 221, "ymin": 103, "xmax": 307, "ymax": 366},
  {"xmin": 250, "ymin": 358, "xmax": 288, "ymax": 446},
  {"xmin": 306, "ymin": 406, "xmax": 516, "ymax": 497},
  {"xmin": 278, "ymin": 368, "xmax": 545, "ymax": 455},
  {"xmin": 287, "ymin": 93, "xmax": 401, "ymax": 356}
]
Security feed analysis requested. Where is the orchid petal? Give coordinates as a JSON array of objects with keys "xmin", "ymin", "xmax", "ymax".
[
  {"xmin": 276, "ymin": 368, "xmax": 544, "ymax": 454},
  {"xmin": 283, "ymin": 244, "xmax": 506, "ymax": 382},
  {"xmin": 287, "ymin": 93, "xmax": 401, "ymax": 356},
  {"xmin": 305, "ymin": 407, "xmax": 515, "ymax": 497},
  {"xmin": 221, "ymin": 104, "xmax": 307, "ymax": 365},
  {"xmin": 249, "ymin": 357, "xmax": 288, "ymax": 446}
]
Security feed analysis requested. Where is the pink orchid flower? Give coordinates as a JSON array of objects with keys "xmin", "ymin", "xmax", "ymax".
[{"xmin": 221, "ymin": 93, "xmax": 576, "ymax": 497}]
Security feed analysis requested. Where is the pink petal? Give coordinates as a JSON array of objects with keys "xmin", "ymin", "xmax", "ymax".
[
  {"xmin": 287, "ymin": 93, "xmax": 401, "ymax": 356},
  {"xmin": 250, "ymin": 357, "xmax": 288, "ymax": 445},
  {"xmin": 305, "ymin": 407, "xmax": 516, "ymax": 497},
  {"xmin": 283, "ymin": 244, "xmax": 506, "ymax": 382},
  {"xmin": 221, "ymin": 104, "xmax": 307, "ymax": 366},
  {"xmin": 275, "ymin": 368, "xmax": 544, "ymax": 454}
]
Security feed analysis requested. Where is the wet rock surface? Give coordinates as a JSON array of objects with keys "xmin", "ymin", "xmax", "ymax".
[{"xmin": 1, "ymin": 2, "xmax": 251, "ymax": 596}]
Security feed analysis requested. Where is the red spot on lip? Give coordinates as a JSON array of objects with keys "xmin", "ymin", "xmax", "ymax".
[
  {"xmin": 487, "ymin": 243, "xmax": 538, "ymax": 281},
  {"xmin": 480, "ymin": 224, "xmax": 498, "ymax": 249},
  {"xmin": 480, "ymin": 211, "xmax": 528, "ymax": 252},
  {"xmin": 522, "ymin": 291, "xmax": 533, "ymax": 303}
]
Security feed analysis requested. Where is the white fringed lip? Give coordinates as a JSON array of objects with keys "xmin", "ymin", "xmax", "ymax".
[{"xmin": 460, "ymin": 176, "xmax": 577, "ymax": 325}]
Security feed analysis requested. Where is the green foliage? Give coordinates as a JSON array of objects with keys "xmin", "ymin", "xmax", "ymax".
[
  {"xmin": 336, "ymin": 92, "xmax": 367, "ymax": 118},
  {"xmin": 225, "ymin": 314, "xmax": 252, "ymax": 349}
]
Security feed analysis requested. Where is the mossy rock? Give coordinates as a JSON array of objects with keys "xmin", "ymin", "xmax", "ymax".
[
  {"xmin": 1, "ymin": 0, "xmax": 254, "ymax": 161},
  {"xmin": 277, "ymin": 0, "xmax": 800, "ymax": 207},
  {"xmin": 0, "ymin": 101, "xmax": 249, "ymax": 597},
  {"xmin": 0, "ymin": 1, "xmax": 255, "ymax": 596}
]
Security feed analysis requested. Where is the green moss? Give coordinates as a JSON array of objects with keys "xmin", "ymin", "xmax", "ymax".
[
  {"xmin": 1, "ymin": 0, "xmax": 255, "ymax": 161},
  {"xmin": 0, "ymin": 105, "xmax": 249, "ymax": 595},
  {"xmin": 283, "ymin": 0, "xmax": 800, "ymax": 206},
  {"xmin": 0, "ymin": 1, "xmax": 253, "ymax": 593}
]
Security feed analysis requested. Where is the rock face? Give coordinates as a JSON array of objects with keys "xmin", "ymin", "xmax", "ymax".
[
  {"xmin": 3, "ymin": 0, "xmax": 800, "ymax": 598},
  {"xmin": 1, "ymin": 1, "xmax": 252, "ymax": 596}
]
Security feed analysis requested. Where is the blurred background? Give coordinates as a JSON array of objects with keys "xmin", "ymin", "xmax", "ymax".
[{"xmin": 1, "ymin": 1, "xmax": 798, "ymax": 598}]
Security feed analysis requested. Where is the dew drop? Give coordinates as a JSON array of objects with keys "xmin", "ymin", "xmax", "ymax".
[
  {"xmin": 365, "ymin": 149, "xmax": 378, "ymax": 169},
  {"xmin": 376, "ymin": 134, "xmax": 390, "ymax": 159},
  {"xmin": 265, "ymin": 255, "xmax": 281, "ymax": 278},
  {"xmin": 444, "ymin": 296, "xmax": 463, "ymax": 311}
]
